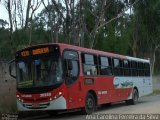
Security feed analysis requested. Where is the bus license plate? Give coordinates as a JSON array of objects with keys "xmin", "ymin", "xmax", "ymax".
[{"xmin": 33, "ymin": 104, "xmax": 40, "ymax": 108}]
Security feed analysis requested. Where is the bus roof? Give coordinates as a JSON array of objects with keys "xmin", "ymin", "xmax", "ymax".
[
  {"xmin": 16, "ymin": 43, "xmax": 150, "ymax": 63},
  {"xmin": 58, "ymin": 43, "xmax": 150, "ymax": 63}
]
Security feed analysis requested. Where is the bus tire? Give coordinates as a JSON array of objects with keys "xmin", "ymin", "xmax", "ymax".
[
  {"xmin": 126, "ymin": 89, "xmax": 138, "ymax": 105},
  {"xmin": 82, "ymin": 93, "xmax": 95, "ymax": 114}
]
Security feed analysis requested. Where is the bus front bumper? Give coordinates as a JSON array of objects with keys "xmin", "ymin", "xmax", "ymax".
[{"xmin": 17, "ymin": 96, "xmax": 67, "ymax": 111}]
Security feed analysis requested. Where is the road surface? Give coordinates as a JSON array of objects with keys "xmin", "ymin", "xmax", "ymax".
[{"xmin": 19, "ymin": 95, "xmax": 160, "ymax": 120}]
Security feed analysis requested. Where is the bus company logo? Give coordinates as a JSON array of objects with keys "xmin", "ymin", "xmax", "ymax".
[{"xmin": 114, "ymin": 78, "xmax": 133, "ymax": 89}]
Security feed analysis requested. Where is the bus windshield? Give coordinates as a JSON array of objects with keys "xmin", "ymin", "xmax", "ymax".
[{"xmin": 16, "ymin": 56, "xmax": 63, "ymax": 88}]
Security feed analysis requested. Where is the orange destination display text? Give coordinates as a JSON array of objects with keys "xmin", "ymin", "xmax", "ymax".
[
  {"xmin": 32, "ymin": 47, "xmax": 49, "ymax": 55},
  {"xmin": 21, "ymin": 51, "xmax": 29, "ymax": 57}
]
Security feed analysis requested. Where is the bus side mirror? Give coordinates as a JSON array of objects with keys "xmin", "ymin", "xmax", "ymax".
[{"xmin": 9, "ymin": 59, "xmax": 16, "ymax": 79}]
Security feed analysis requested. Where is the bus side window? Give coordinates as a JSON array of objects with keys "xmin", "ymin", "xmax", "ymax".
[
  {"xmin": 82, "ymin": 53, "xmax": 98, "ymax": 76},
  {"xmin": 63, "ymin": 50, "xmax": 79, "ymax": 86},
  {"xmin": 145, "ymin": 63, "xmax": 150, "ymax": 76},
  {"xmin": 131, "ymin": 61, "xmax": 137, "ymax": 76},
  {"xmin": 99, "ymin": 56, "xmax": 112, "ymax": 75},
  {"xmin": 113, "ymin": 58, "xmax": 123, "ymax": 76},
  {"xmin": 138, "ymin": 62, "xmax": 144, "ymax": 76},
  {"xmin": 123, "ymin": 60, "xmax": 131, "ymax": 76}
]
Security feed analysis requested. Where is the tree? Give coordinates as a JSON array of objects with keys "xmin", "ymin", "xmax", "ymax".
[
  {"xmin": 41, "ymin": 0, "xmax": 65, "ymax": 43},
  {"xmin": 0, "ymin": 19, "xmax": 8, "ymax": 28},
  {"xmin": 132, "ymin": 0, "xmax": 160, "ymax": 74}
]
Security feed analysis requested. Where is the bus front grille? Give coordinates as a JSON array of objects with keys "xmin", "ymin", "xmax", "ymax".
[
  {"xmin": 23, "ymin": 102, "xmax": 50, "ymax": 109},
  {"xmin": 23, "ymin": 98, "xmax": 48, "ymax": 102}
]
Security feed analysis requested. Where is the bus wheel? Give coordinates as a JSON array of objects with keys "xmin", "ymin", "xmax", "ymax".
[
  {"xmin": 82, "ymin": 93, "xmax": 95, "ymax": 114},
  {"xmin": 126, "ymin": 89, "xmax": 138, "ymax": 105}
]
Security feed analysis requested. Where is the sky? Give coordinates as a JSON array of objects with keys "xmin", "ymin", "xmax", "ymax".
[
  {"xmin": 0, "ymin": 0, "xmax": 131, "ymax": 27},
  {"xmin": 0, "ymin": 1, "xmax": 45, "ymax": 26},
  {"xmin": 0, "ymin": 4, "xmax": 8, "ymax": 21}
]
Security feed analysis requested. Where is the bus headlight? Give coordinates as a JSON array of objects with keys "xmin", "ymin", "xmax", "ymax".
[
  {"xmin": 59, "ymin": 92, "xmax": 62, "ymax": 95},
  {"xmin": 54, "ymin": 91, "xmax": 63, "ymax": 99},
  {"xmin": 18, "ymin": 97, "xmax": 23, "ymax": 103}
]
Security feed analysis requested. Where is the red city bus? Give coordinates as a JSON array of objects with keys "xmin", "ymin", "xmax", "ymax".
[{"xmin": 9, "ymin": 43, "xmax": 152, "ymax": 114}]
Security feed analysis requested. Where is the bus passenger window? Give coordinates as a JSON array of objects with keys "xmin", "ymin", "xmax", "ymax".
[
  {"xmin": 137, "ymin": 62, "xmax": 144, "ymax": 76},
  {"xmin": 83, "ymin": 65, "xmax": 97, "ymax": 76},
  {"xmin": 99, "ymin": 56, "xmax": 112, "ymax": 75},
  {"xmin": 123, "ymin": 60, "xmax": 131, "ymax": 76},
  {"xmin": 131, "ymin": 61, "xmax": 137, "ymax": 76},
  {"xmin": 113, "ymin": 58, "xmax": 123, "ymax": 76},
  {"xmin": 144, "ymin": 63, "xmax": 150, "ymax": 76},
  {"xmin": 82, "ymin": 53, "xmax": 98, "ymax": 76}
]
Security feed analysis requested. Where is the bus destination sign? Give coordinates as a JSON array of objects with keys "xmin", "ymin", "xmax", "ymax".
[
  {"xmin": 20, "ymin": 47, "xmax": 50, "ymax": 57},
  {"xmin": 21, "ymin": 51, "xmax": 29, "ymax": 57},
  {"xmin": 32, "ymin": 47, "xmax": 49, "ymax": 55}
]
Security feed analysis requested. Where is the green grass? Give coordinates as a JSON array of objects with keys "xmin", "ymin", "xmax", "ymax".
[
  {"xmin": 145, "ymin": 89, "xmax": 160, "ymax": 97},
  {"xmin": 152, "ymin": 89, "xmax": 160, "ymax": 95}
]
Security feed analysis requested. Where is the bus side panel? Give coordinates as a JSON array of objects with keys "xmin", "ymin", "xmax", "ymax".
[
  {"xmin": 66, "ymin": 76, "xmax": 89, "ymax": 110},
  {"xmin": 94, "ymin": 76, "xmax": 116, "ymax": 104},
  {"xmin": 132, "ymin": 76, "xmax": 152, "ymax": 97},
  {"xmin": 66, "ymin": 76, "xmax": 115, "ymax": 109}
]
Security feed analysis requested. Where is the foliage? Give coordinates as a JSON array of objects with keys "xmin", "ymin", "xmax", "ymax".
[
  {"xmin": 0, "ymin": 0, "xmax": 160, "ymax": 74},
  {"xmin": 131, "ymin": 0, "xmax": 160, "ymax": 73}
]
